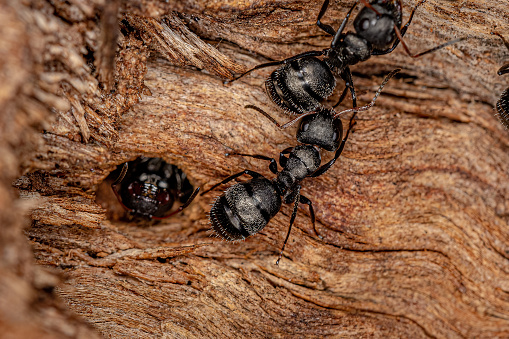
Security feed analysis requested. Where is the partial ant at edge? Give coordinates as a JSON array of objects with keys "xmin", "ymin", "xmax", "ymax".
[{"xmin": 491, "ymin": 32, "xmax": 509, "ymax": 130}]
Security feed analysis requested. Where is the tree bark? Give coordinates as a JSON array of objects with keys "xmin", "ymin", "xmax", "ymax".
[{"xmin": 2, "ymin": 0, "xmax": 509, "ymax": 337}]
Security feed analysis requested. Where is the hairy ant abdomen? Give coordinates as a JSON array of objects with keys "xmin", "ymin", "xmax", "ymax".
[
  {"xmin": 497, "ymin": 89, "xmax": 509, "ymax": 129},
  {"xmin": 210, "ymin": 177, "xmax": 282, "ymax": 241},
  {"xmin": 266, "ymin": 56, "xmax": 336, "ymax": 115}
]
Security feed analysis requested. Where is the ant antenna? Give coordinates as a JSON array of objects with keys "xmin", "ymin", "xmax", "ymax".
[
  {"xmin": 245, "ymin": 105, "xmax": 317, "ymax": 129},
  {"xmin": 334, "ymin": 68, "xmax": 401, "ymax": 119},
  {"xmin": 491, "ymin": 32, "xmax": 509, "ymax": 75},
  {"xmin": 111, "ymin": 163, "xmax": 134, "ymax": 213}
]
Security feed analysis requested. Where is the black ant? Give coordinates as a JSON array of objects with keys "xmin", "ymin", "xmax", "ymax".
[
  {"xmin": 492, "ymin": 32, "xmax": 509, "ymax": 129},
  {"xmin": 230, "ymin": 0, "xmax": 463, "ymax": 114},
  {"xmin": 204, "ymin": 70, "xmax": 399, "ymax": 264},
  {"xmin": 111, "ymin": 157, "xmax": 200, "ymax": 220}
]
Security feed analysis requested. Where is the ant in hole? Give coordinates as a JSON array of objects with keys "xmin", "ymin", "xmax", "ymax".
[
  {"xmin": 230, "ymin": 0, "xmax": 463, "ymax": 114},
  {"xmin": 111, "ymin": 157, "xmax": 200, "ymax": 220},
  {"xmin": 491, "ymin": 32, "xmax": 509, "ymax": 129},
  {"xmin": 204, "ymin": 69, "xmax": 399, "ymax": 264}
]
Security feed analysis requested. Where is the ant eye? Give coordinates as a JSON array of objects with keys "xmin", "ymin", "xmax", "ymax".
[
  {"xmin": 333, "ymin": 118, "xmax": 343, "ymax": 143},
  {"xmin": 300, "ymin": 121, "xmax": 310, "ymax": 132},
  {"xmin": 332, "ymin": 130, "xmax": 339, "ymax": 142},
  {"xmin": 360, "ymin": 18, "xmax": 370, "ymax": 31}
]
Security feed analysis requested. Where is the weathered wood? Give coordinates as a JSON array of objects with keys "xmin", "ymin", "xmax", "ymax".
[{"xmin": 2, "ymin": 0, "xmax": 509, "ymax": 337}]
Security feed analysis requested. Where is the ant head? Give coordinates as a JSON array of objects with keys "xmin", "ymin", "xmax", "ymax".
[
  {"xmin": 353, "ymin": 2, "xmax": 401, "ymax": 51},
  {"xmin": 124, "ymin": 179, "xmax": 175, "ymax": 219},
  {"xmin": 297, "ymin": 109, "xmax": 343, "ymax": 152}
]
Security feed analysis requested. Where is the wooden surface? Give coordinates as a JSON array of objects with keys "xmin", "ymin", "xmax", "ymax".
[{"xmin": 2, "ymin": 0, "xmax": 509, "ymax": 337}]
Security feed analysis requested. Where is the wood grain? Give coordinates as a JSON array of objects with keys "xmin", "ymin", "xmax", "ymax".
[{"xmin": 2, "ymin": 0, "xmax": 509, "ymax": 337}]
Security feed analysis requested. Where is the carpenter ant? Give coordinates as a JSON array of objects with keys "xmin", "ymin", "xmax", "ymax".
[
  {"xmin": 111, "ymin": 157, "xmax": 200, "ymax": 220},
  {"xmin": 204, "ymin": 70, "xmax": 399, "ymax": 264},
  {"xmin": 230, "ymin": 0, "xmax": 463, "ymax": 114},
  {"xmin": 492, "ymin": 32, "xmax": 509, "ymax": 129}
]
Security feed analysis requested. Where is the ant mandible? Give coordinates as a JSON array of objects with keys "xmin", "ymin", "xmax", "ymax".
[
  {"xmin": 491, "ymin": 32, "xmax": 509, "ymax": 129},
  {"xmin": 205, "ymin": 69, "xmax": 400, "ymax": 264},
  {"xmin": 230, "ymin": 0, "xmax": 463, "ymax": 114}
]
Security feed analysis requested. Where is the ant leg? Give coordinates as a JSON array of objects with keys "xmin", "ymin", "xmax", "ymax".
[
  {"xmin": 228, "ymin": 50, "xmax": 325, "ymax": 83},
  {"xmin": 230, "ymin": 148, "xmax": 293, "ymax": 173},
  {"xmin": 316, "ymin": 0, "xmax": 336, "ymax": 35},
  {"xmin": 357, "ymin": 0, "xmax": 383, "ymax": 15},
  {"xmin": 279, "ymin": 147, "xmax": 294, "ymax": 168},
  {"xmin": 111, "ymin": 163, "xmax": 128, "ymax": 188},
  {"xmin": 320, "ymin": 1, "xmax": 357, "ymax": 46},
  {"xmin": 498, "ymin": 64, "xmax": 509, "ymax": 76},
  {"xmin": 111, "ymin": 163, "xmax": 134, "ymax": 212},
  {"xmin": 332, "ymin": 86, "xmax": 350, "ymax": 109},
  {"xmin": 245, "ymin": 105, "xmax": 317, "ymax": 129},
  {"xmin": 276, "ymin": 186, "xmax": 302, "ymax": 265},
  {"xmin": 340, "ymin": 67, "xmax": 357, "ymax": 108},
  {"xmin": 492, "ymin": 32, "xmax": 509, "ymax": 75},
  {"xmin": 227, "ymin": 152, "xmax": 278, "ymax": 174},
  {"xmin": 392, "ymin": 0, "xmax": 465, "ymax": 58},
  {"xmin": 299, "ymin": 195, "xmax": 318, "ymax": 238},
  {"xmin": 330, "ymin": 0, "xmax": 357, "ymax": 48},
  {"xmin": 245, "ymin": 105, "xmax": 282, "ymax": 128},
  {"xmin": 201, "ymin": 169, "xmax": 264, "ymax": 195},
  {"xmin": 394, "ymin": 33, "xmax": 465, "ymax": 59},
  {"xmin": 492, "ymin": 32, "xmax": 509, "ymax": 51},
  {"xmin": 152, "ymin": 187, "xmax": 201, "ymax": 220}
]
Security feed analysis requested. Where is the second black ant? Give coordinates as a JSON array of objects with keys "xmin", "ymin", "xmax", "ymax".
[
  {"xmin": 230, "ymin": 0, "xmax": 463, "ymax": 115},
  {"xmin": 111, "ymin": 157, "xmax": 200, "ymax": 220}
]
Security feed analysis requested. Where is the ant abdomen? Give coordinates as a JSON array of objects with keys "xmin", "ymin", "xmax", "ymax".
[
  {"xmin": 266, "ymin": 56, "xmax": 336, "ymax": 115},
  {"xmin": 210, "ymin": 178, "xmax": 281, "ymax": 241},
  {"xmin": 497, "ymin": 88, "xmax": 509, "ymax": 129}
]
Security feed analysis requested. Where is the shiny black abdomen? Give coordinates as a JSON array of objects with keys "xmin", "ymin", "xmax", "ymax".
[
  {"xmin": 266, "ymin": 56, "xmax": 336, "ymax": 115},
  {"xmin": 210, "ymin": 178, "xmax": 282, "ymax": 241}
]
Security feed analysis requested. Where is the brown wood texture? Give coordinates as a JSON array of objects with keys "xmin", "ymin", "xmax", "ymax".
[{"xmin": 2, "ymin": 0, "xmax": 509, "ymax": 337}]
